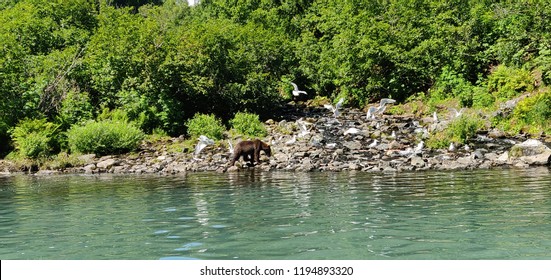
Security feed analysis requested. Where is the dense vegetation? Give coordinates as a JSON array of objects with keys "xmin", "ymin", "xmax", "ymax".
[{"xmin": 1, "ymin": 0, "xmax": 551, "ymax": 159}]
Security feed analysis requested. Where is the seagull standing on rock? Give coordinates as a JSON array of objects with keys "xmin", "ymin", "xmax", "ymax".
[
  {"xmin": 366, "ymin": 106, "xmax": 378, "ymax": 119},
  {"xmin": 368, "ymin": 139, "xmax": 378, "ymax": 148},
  {"xmin": 414, "ymin": 141, "xmax": 424, "ymax": 155},
  {"xmin": 285, "ymin": 135, "xmax": 297, "ymax": 145},
  {"xmin": 448, "ymin": 142, "xmax": 456, "ymax": 152},
  {"xmin": 343, "ymin": 127, "xmax": 360, "ymax": 136}
]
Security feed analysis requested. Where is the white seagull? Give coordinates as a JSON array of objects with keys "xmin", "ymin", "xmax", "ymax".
[
  {"xmin": 376, "ymin": 98, "xmax": 396, "ymax": 114},
  {"xmin": 367, "ymin": 98, "xmax": 396, "ymax": 119},
  {"xmin": 368, "ymin": 139, "xmax": 378, "ymax": 148},
  {"xmin": 398, "ymin": 141, "xmax": 424, "ymax": 157},
  {"xmin": 227, "ymin": 140, "xmax": 234, "ymax": 154},
  {"xmin": 343, "ymin": 127, "xmax": 360, "ymax": 135},
  {"xmin": 448, "ymin": 142, "xmax": 456, "ymax": 152},
  {"xmin": 366, "ymin": 106, "xmax": 378, "ymax": 119},
  {"xmin": 285, "ymin": 135, "xmax": 297, "ymax": 145},
  {"xmin": 297, "ymin": 119, "xmax": 310, "ymax": 138},
  {"xmin": 326, "ymin": 143, "xmax": 337, "ymax": 149},
  {"xmin": 323, "ymin": 97, "xmax": 345, "ymax": 117},
  {"xmin": 451, "ymin": 108, "xmax": 465, "ymax": 118},
  {"xmin": 290, "ymin": 82, "xmax": 307, "ymax": 97},
  {"xmin": 414, "ymin": 141, "xmax": 424, "ymax": 155},
  {"xmin": 194, "ymin": 135, "xmax": 215, "ymax": 158}
]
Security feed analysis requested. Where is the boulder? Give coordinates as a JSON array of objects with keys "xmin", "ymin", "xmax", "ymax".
[
  {"xmin": 78, "ymin": 154, "xmax": 96, "ymax": 164},
  {"xmin": 410, "ymin": 156, "xmax": 425, "ymax": 168},
  {"xmin": 509, "ymin": 139, "xmax": 551, "ymax": 166},
  {"xmin": 343, "ymin": 141, "xmax": 362, "ymax": 150},
  {"xmin": 83, "ymin": 164, "xmax": 96, "ymax": 174},
  {"xmin": 97, "ymin": 158, "xmax": 118, "ymax": 169},
  {"xmin": 497, "ymin": 152, "xmax": 509, "ymax": 163}
]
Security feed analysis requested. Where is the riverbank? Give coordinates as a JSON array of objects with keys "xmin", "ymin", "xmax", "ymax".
[{"xmin": 1, "ymin": 103, "xmax": 549, "ymax": 175}]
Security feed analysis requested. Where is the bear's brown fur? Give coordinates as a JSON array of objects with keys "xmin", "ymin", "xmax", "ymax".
[{"xmin": 230, "ymin": 139, "xmax": 271, "ymax": 166}]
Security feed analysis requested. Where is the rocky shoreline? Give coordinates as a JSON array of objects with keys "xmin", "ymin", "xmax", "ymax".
[{"xmin": 1, "ymin": 106, "xmax": 550, "ymax": 175}]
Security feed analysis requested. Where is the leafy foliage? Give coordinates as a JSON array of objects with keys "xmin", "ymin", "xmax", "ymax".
[
  {"xmin": 486, "ymin": 65, "xmax": 534, "ymax": 101},
  {"xmin": 430, "ymin": 67, "xmax": 476, "ymax": 107},
  {"xmin": 185, "ymin": 113, "xmax": 225, "ymax": 140},
  {"xmin": 496, "ymin": 90, "xmax": 551, "ymax": 135},
  {"xmin": 230, "ymin": 112, "xmax": 267, "ymax": 137},
  {"xmin": 1, "ymin": 0, "xmax": 551, "ymax": 158},
  {"xmin": 427, "ymin": 115, "xmax": 485, "ymax": 149},
  {"xmin": 66, "ymin": 119, "xmax": 144, "ymax": 155},
  {"xmin": 10, "ymin": 118, "xmax": 58, "ymax": 159}
]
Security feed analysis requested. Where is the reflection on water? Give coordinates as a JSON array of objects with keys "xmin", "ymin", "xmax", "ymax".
[{"xmin": 1, "ymin": 168, "xmax": 551, "ymax": 259}]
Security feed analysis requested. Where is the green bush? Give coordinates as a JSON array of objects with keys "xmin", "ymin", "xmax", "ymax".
[
  {"xmin": 229, "ymin": 112, "xmax": 267, "ymax": 137},
  {"xmin": 67, "ymin": 120, "xmax": 144, "ymax": 155},
  {"xmin": 10, "ymin": 118, "xmax": 58, "ymax": 159},
  {"xmin": 487, "ymin": 65, "xmax": 534, "ymax": 101},
  {"xmin": 58, "ymin": 90, "xmax": 94, "ymax": 128},
  {"xmin": 427, "ymin": 115, "xmax": 485, "ymax": 149},
  {"xmin": 429, "ymin": 67, "xmax": 476, "ymax": 108},
  {"xmin": 510, "ymin": 91, "xmax": 551, "ymax": 134},
  {"xmin": 471, "ymin": 86, "xmax": 495, "ymax": 108},
  {"xmin": 535, "ymin": 49, "xmax": 551, "ymax": 86},
  {"xmin": 185, "ymin": 113, "xmax": 225, "ymax": 140}
]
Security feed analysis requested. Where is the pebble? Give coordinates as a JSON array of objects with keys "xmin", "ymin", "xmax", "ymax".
[{"xmin": 1, "ymin": 107, "xmax": 550, "ymax": 175}]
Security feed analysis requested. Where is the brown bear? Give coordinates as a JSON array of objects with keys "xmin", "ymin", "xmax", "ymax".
[{"xmin": 230, "ymin": 139, "xmax": 271, "ymax": 166}]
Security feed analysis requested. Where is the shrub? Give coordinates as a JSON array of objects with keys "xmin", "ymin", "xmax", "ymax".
[
  {"xmin": 230, "ymin": 112, "xmax": 267, "ymax": 137},
  {"xmin": 471, "ymin": 86, "xmax": 495, "ymax": 108},
  {"xmin": 511, "ymin": 91, "xmax": 551, "ymax": 134},
  {"xmin": 10, "ymin": 118, "xmax": 58, "ymax": 159},
  {"xmin": 430, "ymin": 67, "xmax": 475, "ymax": 107},
  {"xmin": 42, "ymin": 152, "xmax": 83, "ymax": 170},
  {"xmin": 427, "ymin": 115, "xmax": 485, "ymax": 149},
  {"xmin": 185, "ymin": 113, "xmax": 225, "ymax": 140},
  {"xmin": 535, "ymin": 49, "xmax": 551, "ymax": 86},
  {"xmin": 67, "ymin": 120, "xmax": 144, "ymax": 155},
  {"xmin": 487, "ymin": 65, "xmax": 534, "ymax": 101},
  {"xmin": 58, "ymin": 90, "xmax": 94, "ymax": 128}
]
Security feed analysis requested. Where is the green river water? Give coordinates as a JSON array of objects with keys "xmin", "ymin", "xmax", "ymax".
[{"xmin": 1, "ymin": 168, "xmax": 550, "ymax": 259}]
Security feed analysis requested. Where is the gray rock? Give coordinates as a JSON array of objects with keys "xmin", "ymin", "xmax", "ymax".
[
  {"xmin": 348, "ymin": 163, "xmax": 360, "ymax": 170},
  {"xmin": 488, "ymin": 129, "xmax": 506, "ymax": 139},
  {"xmin": 35, "ymin": 170, "xmax": 60, "ymax": 175},
  {"xmin": 112, "ymin": 166, "xmax": 128, "ymax": 173},
  {"xmin": 457, "ymin": 156, "xmax": 476, "ymax": 165},
  {"xmin": 167, "ymin": 163, "xmax": 187, "ymax": 174},
  {"xmin": 509, "ymin": 139, "xmax": 551, "ymax": 166},
  {"xmin": 273, "ymin": 152, "xmax": 289, "ymax": 162},
  {"xmin": 97, "ymin": 158, "xmax": 118, "ymax": 169},
  {"xmin": 484, "ymin": 152, "xmax": 499, "ymax": 161},
  {"xmin": 83, "ymin": 164, "xmax": 96, "ymax": 174},
  {"xmin": 343, "ymin": 141, "xmax": 362, "ymax": 150},
  {"xmin": 410, "ymin": 156, "xmax": 425, "ymax": 168},
  {"xmin": 472, "ymin": 150, "xmax": 485, "ymax": 159},
  {"xmin": 497, "ymin": 152, "xmax": 509, "ymax": 163},
  {"xmin": 78, "ymin": 154, "xmax": 96, "ymax": 164}
]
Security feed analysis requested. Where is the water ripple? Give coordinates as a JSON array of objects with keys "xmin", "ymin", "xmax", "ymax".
[{"xmin": 1, "ymin": 170, "xmax": 551, "ymax": 259}]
